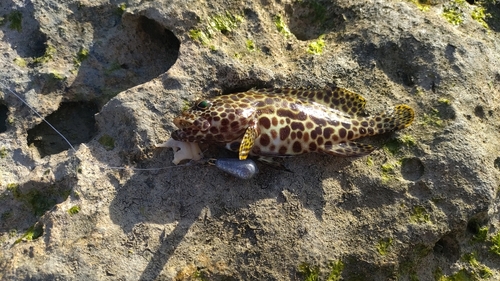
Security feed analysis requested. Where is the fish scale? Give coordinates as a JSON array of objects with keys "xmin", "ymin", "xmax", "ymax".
[{"xmin": 171, "ymin": 87, "xmax": 414, "ymax": 160}]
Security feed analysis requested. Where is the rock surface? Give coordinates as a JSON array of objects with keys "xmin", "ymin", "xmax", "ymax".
[{"xmin": 1, "ymin": 0, "xmax": 500, "ymax": 280}]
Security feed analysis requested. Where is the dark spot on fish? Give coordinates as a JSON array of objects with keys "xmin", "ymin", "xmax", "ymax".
[
  {"xmin": 277, "ymin": 109, "xmax": 297, "ymax": 119},
  {"xmin": 271, "ymin": 129, "xmax": 278, "ymax": 139},
  {"xmin": 253, "ymin": 146, "xmax": 261, "ymax": 154},
  {"xmin": 339, "ymin": 128, "xmax": 347, "ymax": 139},
  {"xmin": 279, "ymin": 146, "xmax": 288, "ymax": 154},
  {"xmin": 368, "ymin": 128, "xmax": 374, "ymax": 135},
  {"xmin": 315, "ymin": 127, "xmax": 322, "ymax": 136},
  {"xmin": 303, "ymin": 132, "xmax": 309, "ymax": 142},
  {"xmin": 306, "ymin": 121, "xmax": 314, "ymax": 129},
  {"xmin": 323, "ymin": 96, "xmax": 330, "ymax": 104},
  {"xmin": 210, "ymin": 127, "xmax": 219, "ymax": 134},
  {"xmin": 272, "ymin": 117, "xmax": 278, "ymax": 126},
  {"xmin": 347, "ymin": 130, "xmax": 354, "ymax": 139},
  {"xmin": 269, "ymin": 145, "xmax": 276, "ymax": 152},
  {"xmin": 324, "ymin": 141, "xmax": 332, "ymax": 147},
  {"xmin": 342, "ymin": 105, "xmax": 349, "ymax": 112},
  {"xmin": 297, "ymin": 131, "xmax": 303, "ymax": 139},
  {"xmin": 323, "ymin": 127, "xmax": 334, "ymax": 139},
  {"xmin": 297, "ymin": 111, "xmax": 307, "ymax": 120},
  {"xmin": 291, "ymin": 122, "xmax": 305, "ymax": 131},
  {"xmin": 316, "ymin": 92, "xmax": 323, "ymax": 100},
  {"xmin": 213, "ymin": 116, "xmax": 221, "ymax": 122},
  {"xmin": 328, "ymin": 119, "xmax": 339, "ymax": 126},
  {"xmin": 360, "ymin": 128, "xmax": 366, "ymax": 134},
  {"xmin": 352, "ymin": 120, "xmax": 359, "ymax": 126},
  {"xmin": 260, "ymin": 134, "xmax": 271, "ymax": 146},
  {"xmin": 317, "ymin": 137, "xmax": 324, "ymax": 145},
  {"xmin": 228, "ymin": 113, "xmax": 236, "ymax": 121},
  {"xmin": 332, "ymin": 135, "xmax": 339, "ymax": 142},
  {"xmin": 259, "ymin": 117, "xmax": 271, "ymax": 129},
  {"xmin": 309, "ymin": 142, "xmax": 317, "ymax": 151},
  {"xmin": 361, "ymin": 121, "xmax": 368, "ymax": 127},
  {"xmin": 237, "ymin": 93, "xmax": 245, "ymax": 98},
  {"xmin": 265, "ymin": 97, "xmax": 274, "ymax": 105},
  {"xmin": 291, "ymin": 132, "xmax": 296, "ymax": 140},
  {"xmin": 230, "ymin": 121, "xmax": 240, "ymax": 128},
  {"xmin": 280, "ymin": 119, "xmax": 285, "ymax": 125},
  {"xmin": 311, "ymin": 116, "xmax": 327, "ymax": 126},
  {"xmin": 293, "ymin": 141, "xmax": 302, "ymax": 153},
  {"xmin": 375, "ymin": 117, "xmax": 382, "ymax": 122},
  {"xmin": 279, "ymin": 126, "xmax": 291, "ymax": 140},
  {"xmin": 342, "ymin": 122, "xmax": 351, "ymax": 129},
  {"xmin": 221, "ymin": 119, "xmax": 229, "ymax": 126},
  {"xmin": 377, "ymin": 123, "xmax": 383, "ymax": 129}
]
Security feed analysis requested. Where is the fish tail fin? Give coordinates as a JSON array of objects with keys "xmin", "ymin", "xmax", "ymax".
[
  {"xmin": 367, "ymin": 105, "xmax": 414, "ymax": 135},
  {"xmin": 391, "ymin": 104, "xmax": 414, "ymax": 130}
]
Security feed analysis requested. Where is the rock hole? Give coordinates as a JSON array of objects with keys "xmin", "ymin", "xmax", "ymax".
[
  {"xmin": 401, "ymin": 157, "xmax": 424, "ymax": 181},
  {"xmin": 494, "ymin": 157, "xmax": 500, "ymax": 170},
  {"xmin": 433, "ymin": 234, "xmax": 460, "ymax": 262},
  {"xmin": 466, "ymin": 213, "xmax": 488, "ymax": 235},
  {"xmin": 285, "ymin": 1, "xmax": 346, "ymax": 41},
  {"xmin": 69, "ymin": 9, "xmax": 180, "ymax": 105},
  {"xmin": 474, "ymin": 105, "xmax": 485, "ymax": 119},
  {"xmin": 0, "ymin": 103, "xmax": 8, "ymax": 133},
  {"xmin": 27, "ymin": 102, "xmax": 98, "ymax": 157}
]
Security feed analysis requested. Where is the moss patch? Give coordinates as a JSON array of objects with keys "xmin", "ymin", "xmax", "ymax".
[
  {"xmin": 74, "ymin": 48, "xmax": 89, "ymax": 67},
  {"xmin": 68, "ymin": 205, "xmax": 80, "ymax": 215},
  {"xmin": 246, "ymin": 39, "xmax": 256, "ymax": 52},
  {"xmin": 490, "ymin": 231, "xmax": 500, "ymax": 256},
  {"xmin": 421, "ymin": 108, "xmax": 444, "ymax": 127},
  {"xmin": 410, "ymin": 205, "xmax": 431, "ymax": 224},
  {"xmin": 7, "ymin": 11, "xmax": 22, "ymax": 32},
  {"xmin": 98, "ymin": 134, "xmax": 115, "ymax": 150},
  {"xmin": 471, "ymin": 6, "xmax": 491, "ymax": 29},
  {"xmin": 274, "ymin": 15, "xmax": 292, "ymax": 37},
  {"xmin": 0, "ymin": 146, "xmax": 7, "ymax": 158},
  {"xmin": 443, "ymin": 0, "xmax": 466, "ymax": 26},
  {"xmin": 33, "ymin": 45, "xmax": 56, "ymax": 64},
  {"xmin": 408, "ymin": 0, "xmax": 432, "ymax": 12},
  {"xmin": 376, "ymin": 238, "xmax": 393, "ymax": 256},
  {"xmin": 9, "ymin": 183, "xmax": 71, "ymax": 217},
  {"xmin": 189, "ymin": 11, "xmax": 243, "ymax": 46},
  {"xmin": 307, "ymin": 35, "xmax": 326, "ymax": 55},
  {"xmin": 298, "ymin": 263, "xmax": 320, "ymax": 281},
  {"xmin": 14, "ymin": 224, "xmax": 43, "ymax": 244},
  {"xmin": 13, "ymin": 57, "xmax": 27, "ymax": 67}
]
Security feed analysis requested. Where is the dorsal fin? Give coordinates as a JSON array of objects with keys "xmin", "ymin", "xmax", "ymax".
[{"xmin": 254, "ymin": 87, "xmax": 367, "ymax": 116}]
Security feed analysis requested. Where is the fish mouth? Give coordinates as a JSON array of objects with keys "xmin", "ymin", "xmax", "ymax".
[
  {"xmin": 173, "ymin": 117, "xmax": 193, "ymax": 129},
  {"xmin": 173, "ymin": 116, "xmax": 211, "ymax": 132}
]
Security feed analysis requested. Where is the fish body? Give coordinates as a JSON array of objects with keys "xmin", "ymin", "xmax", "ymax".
[{"xmin": 172, "ymin": 87, "xmax": 414, "ymax": 159}]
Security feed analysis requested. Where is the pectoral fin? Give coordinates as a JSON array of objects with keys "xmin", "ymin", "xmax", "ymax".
[{"xmin": 239, "ymin": 126, "xmax": 258, "ymax": 160}]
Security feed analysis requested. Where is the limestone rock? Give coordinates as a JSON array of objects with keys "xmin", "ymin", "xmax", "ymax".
[{"xmin": 1, "ymin": 0, "xmax": 500, "ymax": 280}]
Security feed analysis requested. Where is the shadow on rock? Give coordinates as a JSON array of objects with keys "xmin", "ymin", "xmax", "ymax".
[
  {"xmin": 66, "ymin": 3, "xmax": 180, "ymax": 106},
  {"xmin": 108, "ymin": 148, "xmax": 388, "ymax": 280}
]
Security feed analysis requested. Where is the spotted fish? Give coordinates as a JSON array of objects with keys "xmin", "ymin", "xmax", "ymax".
[{"xmin": 171, "ymin": 87, "xmax": 414, "ymax": 160}]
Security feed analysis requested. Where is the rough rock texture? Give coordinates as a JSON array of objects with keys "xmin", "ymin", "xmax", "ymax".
[{"xmin": 1, "ymin": 0, "xmax": 500, "ymax": 280}]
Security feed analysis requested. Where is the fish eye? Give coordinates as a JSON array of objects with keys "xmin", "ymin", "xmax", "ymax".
[{"xmin": 196, "ymin": 100, "xmax": 211, "ymax": 110}]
